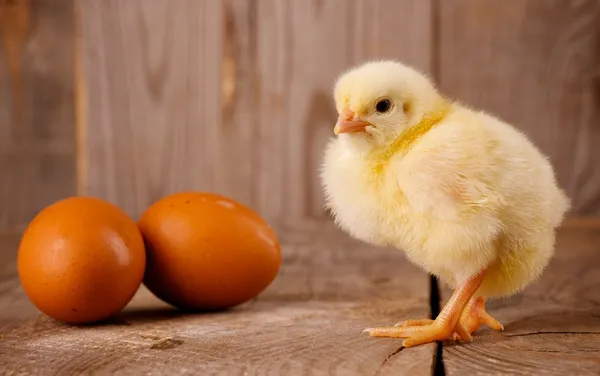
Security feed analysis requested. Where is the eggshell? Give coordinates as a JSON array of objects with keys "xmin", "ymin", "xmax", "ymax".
[
  {"xmin": 138, "ymin": 191, "xmax": 281, "ymax": 310},
  {"xmin": 17, "ymin": 196, "xmax": 146, "ymax": 324}
]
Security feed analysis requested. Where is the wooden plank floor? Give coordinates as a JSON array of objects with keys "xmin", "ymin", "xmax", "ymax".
[
  {"xmin": 1, "ymin": 222, "xmax": 600, "ymax": 375},
  {"xmin": 0, "ymin": 223, "xmax": 434, "ymax": 375}
]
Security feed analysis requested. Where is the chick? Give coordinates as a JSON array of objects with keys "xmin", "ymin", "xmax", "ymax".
[{"xmin": 320, "ymin": 60, "xmax": 570, "ymax": 348}]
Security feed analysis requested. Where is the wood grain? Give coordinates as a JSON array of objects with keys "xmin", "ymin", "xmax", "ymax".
[
  {"xmin": 0, "ymin": 223, "xmax": 434, "ymax": 375},
  {"xmin": 78, "ymin": 0, "xmax": 433, "ymax": 224},
  {"xmin": 0, "ymin": 0, "xmax": 76, "ymax": 231},
  {"xmin": 440, "ymin": 225, "xmax": 600, "ymax": 375},
  {"xmin": 253, "ymin": 0, "xmax": 433, "ymax": 223},
  {"xmin": 77, "ymin": 0, "xmax": 222, "ymax": 219},
  {"xmin": 438, "ymin": 0, "xmax": 600, "ymax": 215}
]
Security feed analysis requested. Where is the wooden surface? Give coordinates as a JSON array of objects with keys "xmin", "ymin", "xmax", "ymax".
[
  {"xmin": 440, "ymin": 225, "xmax": 600, "ymax": 375},
  {"xmin": 0, "ymin": 0, "xmax": 76, "ymax": 231},
  {"xmin": 76, "ymin": 0, "xmax": 433, "ymax": 223},
  {"xmin": 0, "ymin": 223, "xmax": 435, "ymax": 375},
  {"xmin": 2, "ymin": 223, "xmax": 600, "ymax": 375},
  {"xmin": 438, "ymin": 0, "xmax": 600, "ymax": 215},
  {"xmin": 3, "ymin": 0, "xmax": 600, "ymax": 238}
]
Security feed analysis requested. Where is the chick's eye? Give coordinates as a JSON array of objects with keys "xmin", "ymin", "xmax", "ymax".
[{"xmin": 375, "ymin": 98, "xmax": 392, "ymax": 114}]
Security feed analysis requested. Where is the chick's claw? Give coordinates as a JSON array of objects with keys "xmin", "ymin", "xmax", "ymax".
[{"xmin": 363, "ymin": 321, "xmax": 455, "ymax": 348}]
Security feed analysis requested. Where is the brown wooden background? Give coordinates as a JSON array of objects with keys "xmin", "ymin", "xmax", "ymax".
[{"xmin": 2, "ymin": 0, "xmax": 600, "ymax": 235}]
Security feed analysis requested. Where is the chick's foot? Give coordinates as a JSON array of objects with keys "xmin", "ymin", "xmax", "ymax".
[
  {"xmin": 364, "ymin": 269, "xmax": 488, "ymax": 347},
  {"xmin": 364, "ymin": 320, "xmax": 463, "ymax": 347},
  {"xmin": 452, "ymin": 296, "xmax": 504, "ymax": 341}
]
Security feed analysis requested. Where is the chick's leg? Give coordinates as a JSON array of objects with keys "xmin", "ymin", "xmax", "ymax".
[
  {"xmin": 364, "ymin": 269, "xmax": 486, "ymax": 348},
  {"xmin": 452, "ymin": 296, "xmax": 504, "ymax": 340}
]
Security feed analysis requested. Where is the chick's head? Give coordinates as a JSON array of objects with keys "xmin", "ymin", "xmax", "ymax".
[{"xmin": 333, "ymin": 60, "xmax": 445, "ymax": 150}]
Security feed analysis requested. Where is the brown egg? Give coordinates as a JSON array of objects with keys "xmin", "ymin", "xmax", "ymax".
[
  {"xmin": 17, "ymin": 196, "xmax": 146, "ymax": 324},
  {"xmin": 138, "ymin": 191, "xmax": 281, "ymax": 310}
]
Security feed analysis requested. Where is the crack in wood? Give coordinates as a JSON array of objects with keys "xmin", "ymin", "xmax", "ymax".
[{"xmin": 373, "ymin": 346, "xmax": 405, "ymax": 376}]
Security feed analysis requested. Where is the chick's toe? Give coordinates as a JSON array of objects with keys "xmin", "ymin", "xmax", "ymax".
[
  {"xmin": 364, "ymin": 321, "xmax": 457, "ymax": 347},
  {"xmin": 452, "ymin": 296, "xmax": 504, "ymax": 341},
  {"xmin": 394, "ymin": 318, "xmax": 434, "ymax": 327}
]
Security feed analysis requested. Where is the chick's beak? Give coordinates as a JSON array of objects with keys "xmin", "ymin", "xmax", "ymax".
[{"xmin": 334, "ymin": 108, "xmax": 371, "ymax": 135}]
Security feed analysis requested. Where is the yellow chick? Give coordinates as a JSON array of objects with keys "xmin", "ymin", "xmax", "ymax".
[{"xmin": 320, "ymin": 60, "xmax": 570, "ymax": 348}]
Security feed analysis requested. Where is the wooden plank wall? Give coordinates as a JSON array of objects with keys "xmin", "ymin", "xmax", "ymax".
[
  {"xmin": 0, "ymin": 0, "xmax": 76, "ymax": 232},
  {"xmin": 77, "ymin": 0, "xmax": 433, "ymax": 224},
  {"xmin": 1, "ymin": 0, "xmax": 599, "ymax": 233}
]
